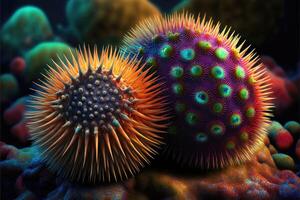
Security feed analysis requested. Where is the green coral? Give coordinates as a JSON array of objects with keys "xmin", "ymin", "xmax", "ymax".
[
  {"xmin": 25, "ymin": 42, "xmax": 72, "ymax": 82},
  {"xmin": 0, "ymin": 6, "xmax": 53, "ymax": 52},
  {"xmin": 0, "ymin": 73, "xmax": 19, "ymax": 102}
]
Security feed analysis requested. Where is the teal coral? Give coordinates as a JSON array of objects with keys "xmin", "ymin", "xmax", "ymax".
[{"xmin": 0, "ymin": 6, "xmax": 52, "ymax": 52}]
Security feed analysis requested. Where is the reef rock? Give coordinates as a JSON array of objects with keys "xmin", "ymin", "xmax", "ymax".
[
  {"xmin": 0, "ymin": 6, "xmax": 53, "ymax": 58},
  {"xmin": 24, "ymin": 42, "xmax": 72, "ymax": 83},
  {"xmin": 66, "ymin": 0, "xmax": 161, "ymax": 45},
  {"xmin": 126, "ymin": 145, "xmax": 300, "ymax": 200}
]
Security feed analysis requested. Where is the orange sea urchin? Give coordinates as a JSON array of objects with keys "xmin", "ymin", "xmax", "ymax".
[
  {"xmin": 122, "ymin": 13, "xmax": 274, "ymax": 168},
  {"xmin": 26, "ymin": 46, "xmax": 168, "ymax": 183}
]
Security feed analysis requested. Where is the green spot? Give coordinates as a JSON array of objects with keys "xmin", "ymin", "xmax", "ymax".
[
  {"xmin": 213, "ymin": 103, "xmax": 223, "ymax": 113},
  {"xmin": 194, "ymin": 91, "xmax": 209, "ymax": 105},
  {"xmin": 235, "ymin": 65, "xmax": 245, "ymax": 79},
  {"xmin": 175, "ymin": 102, "xmax": 186, "ymax": 113},
  {"xmin": 172, "ymin": 83, "xmax": 183, "ymax": 95},
  {"xmin": 190, "ymin": 65, "xmax": 202, "ymax": 77},
  {"xmin": 240, "ymin": 131, "xmax": 249, "ymax": 142},
  {"xmin": 146, "ymin": 57, "xmax": 157, "ymax": 67},
  {"xmin": 215, "ymin": 47, "xmax": 229, "ymax": 60},
  {"xmin": 180, "ymin": 48, "xmax": 195, "ymax": 61},
  {"xmin": 218, "ymin": 84, "xmax": 232, "ymax": 97},
  {"xmin": 186, "ymin": 112, "xmax": 198, "ymax": 126},
  {"xmin": 159, "ymin": 44, "xmax": 173, "ymax": 58},
  {"xmin": 168, "ymin": 126, "xmax": 177, "ymax": 135},
  {"xmin": 210, "ymin": 123, "xmax": 224, "ymax": 136},
  {"xmin": 198, "ymin": 40, "xmax": 212, "ymax": 50},
  {"xmin": 167, "ymin": 32, "xmax": 180, "ymax": 41},
  {"xmin": 170, "ymin": 66, "xmax": 184, "ymax": 79},
  {"xmin": 226, "ymin": 141, "xmax": 235, "ymax": 150},
  {"xmin": 211, "ymin": 66, "xmax": 225, "ymax": 79},
  {"xmin": 248, "ymin": 76, "xmax": 256, "ymax": 85},
  {"xmin": 196, "ymin": 133, "xmax": 207, "ymax": 142},
  {"xmin": 230, "ymin": 113, "xmax": 242, "ymax": 126},
  {"xmin": 112, "ymin": 119, "xmax": 120, "ymax": 127},
  {"xmin": 239, "ymin": 88, "xmax": 249, "ymax": 100},
  {"xmin": 246, "ymin": 107, "xmax": 255, "ymax": 118}
]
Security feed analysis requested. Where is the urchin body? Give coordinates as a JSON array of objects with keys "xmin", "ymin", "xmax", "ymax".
[
  {"xmin": 122, "ymin": 13, "xmax": 273, "ymax": 168},
  {"xmin": 26, "ymin": 47, "xmax": 168, "ymax": 183}
]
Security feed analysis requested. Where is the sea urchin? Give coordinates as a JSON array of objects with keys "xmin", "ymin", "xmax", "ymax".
[
  {"xmin": 26, "ymin": 46, "xmax": 168, "ymax": 183},
  {"xmin": 122, "ymin": 13, "xmax": 274, "ymax": 168}
]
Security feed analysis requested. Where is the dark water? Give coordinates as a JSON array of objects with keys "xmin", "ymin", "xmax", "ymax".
[{"xmin": 1, "ymin": 0, "xmax": 299, "ymax": 70}]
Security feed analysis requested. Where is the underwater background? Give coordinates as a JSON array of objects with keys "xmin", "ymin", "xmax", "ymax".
[{"xmin": 1, "ymin": 0, "xmax": 300, "ymax": 199}]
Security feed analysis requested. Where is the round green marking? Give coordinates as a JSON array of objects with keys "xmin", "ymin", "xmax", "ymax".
[
  {"xmin": 180, "ymin": 48, "xmax": 195, "ymax": 61},
  {"xmin": 213, "ymin": 103, "xmax": 223, "ymax": 113},
  {"xmin": 226, "ymin": 141, "xmax": 235, "ymax": 150},
  {"xmin": 210, "ymin": 123, "xmax": 224, "ymax": 136},
  {"xmin": 230, "ymin": 113, "xmax": 242, "ymax": 126},
  {"xmin": 146, "ymin": 57, "xmax": 157, "ymax": 66},
  {"xmin": 168, "ymin": 126, "xmax": 177, "ymax": 135},
  {"xmin": 190, "ymin": 65, "xmax": 202, "ymax": 77},
  {"xmin": 167, "ymin": 32, "xmax": 180, "ymax": 41},
  {"xmin": 194, "ymin": 91, "xmax": 209, "ymax": 105},
  {"xmin": 240, "ymin": 131, "xmax": 249, "ymax": 142},
  {"xmin": 218, "ymin": 84, "xmax": 232, "ymax": 97},
  {"xmin": 211, "ymin": 66, "xmax": 225, "ymax": 79},
  {"xmin": 175, "ymin": 102, "xmax": 186, "ymax": 113},
  {"xmin": 196, "ymin": 133, "xmax": 207, "ymax": 142},
  {"xmin": 239, "ymin": 88, "xmax": 249, "ymax": 100},
  {"xmin": 172, "ymin": 83, "xmax": 183, "ymax": 95},
  {"xmin": 215, "ymin": 47, "xmax": 229, "ymax": 60},
  {"xmin": 235, "ymin": 65, "xmax": 245, "ymax": 79},
  {"xmin": 112, "ymin": 119, "xmax": 120, "ymax": 127},
  {"xmin": 186, "ymin": 112, "xmax": 198, "ymax": 126},
  {"xmin": 248, "ymin": 76, "xmax": 255, "ymax": 85},
  {"xmin": 159, "ymin": 44, "xmax": 173, "ymax": 58},
  {"xmin": 170, "ymin": 66, "xmax": 184, "ymax": 79},
  {"xmin": 246, "ymin": 107, "xmax": 255, "ymax": 118},
  {"xmin": 198, "ymin": 40, "xmax": 212, "ymax": 50}
]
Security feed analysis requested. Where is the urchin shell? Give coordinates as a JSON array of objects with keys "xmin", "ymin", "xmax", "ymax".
[
  {"xmin": 26, "ymin": 46, "xmax": 168, "ymax": 183},
  {"xmin": 122, "ymin": 13, "xmax": 274, "ymax": 168}
]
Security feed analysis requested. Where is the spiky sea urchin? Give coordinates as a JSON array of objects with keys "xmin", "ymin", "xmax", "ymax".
[
  {"xmin": 122, "ymin": 13, "xmax": 274, "ymax": 168},
  {"xmin": 26, "ymin": 46, "xmax": 168, "ymax": 183}
]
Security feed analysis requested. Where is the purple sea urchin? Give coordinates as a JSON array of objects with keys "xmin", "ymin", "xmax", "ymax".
[
  {"xmin": 26, "ymin": 46, "xmax": 168, "ymax": 183},
  {"xmin": 122, "ymin": 13, "xmax": 274, "ymax": 168}
]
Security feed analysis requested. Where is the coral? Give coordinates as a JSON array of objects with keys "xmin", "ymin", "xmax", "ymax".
[
  {"xmin": 66, "ymin": 0, "xmax": 161, "ymax": 45},
  {"xmin": 4, "ymin": 96, "xmax": 27, "ymax": 125},
  {"xmin": 284, "ymin": 121, "xmax": 300, "ymax": 138},
  {"xmin": 261, "ymin": 56, "xmax": 299, "ymax": 114},
  {"xmin": 172, "ymin": 0, "xmax": 283, "ymax": 45},
  {"xmin": 266, "ymin": 121, "xmax": 300, "ymax": 172},
  {"xmin": 24, "ymin": 42, "xmax": 72, "ymax": 83},
  {"xmin": 273, "ymin": 129, "xmax": 294, "ymax": 151},
  {"xmin": 0, "ymin": 6, "xmax": 52, "ymax": 55},
  {"xmin": 10, "ymin": 57, "xmax": 26, "ymax": 76},
  {"xmin": 122, "ymin": 13, "xmax": 273, "ymax": 168},
  {"xmin": 0, "ymin": 143, "xmax": 39, "ymax": 200},
  {"xmin": 11, "ymin": 120, "xmax": 30, "ymax": 144},
  {"xmin": 0, "ymin": 73, "xmax": 19, "ymax": 103},
  {"xmin": 3, "ymin": 96, "xmax": 30, "ymax": 144},
  {"xmin": 22, "ymin": 159, "xmax": 57, "ymax": 198},
  {"xmin": 125, "ymin": 145, "xmax": 300, "ymax": 200},
  {"xmin": 272, "ymin": 153, "xmax": 295, "ymax": 171},
  {"xmin": 45, "ymin": 182, "xmax": 125, "ymax": 199},
  {"xmin": 26, "ymin": 46, "xmax": 168, "ymax": 183}
]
